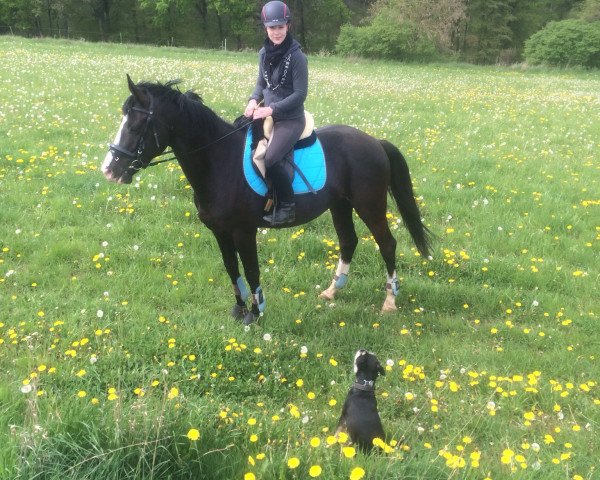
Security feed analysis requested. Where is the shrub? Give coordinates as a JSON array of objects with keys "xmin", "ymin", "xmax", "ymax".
[
  {"xmin": 335, "ymin": 16, "xmax": 436, "ymax": 62},
  {"xmin": 524, "ymin": 19, "xmax": 600, "ymax": 68}
]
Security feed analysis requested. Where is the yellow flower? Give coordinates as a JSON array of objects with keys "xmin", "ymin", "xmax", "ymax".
[
  {"xmin": 309, "ymin": 465, "xmax": 322, "ymax": 477},
  {"xmin": 287, "ymin": 457, "xmax": 300, "ymax": 469},
  {"xmin": 342, "ymin": 446, "xmax": 356, "ymax": 458},
  {"xmin": 349, "ymin": 467, "xmax": 365, "ymax": 480},
  {"xmin": 524, "ymin": 411, "xmax": 535, "ymax": 421},
  {"xmin": 310, "ymin": 437, "xmax": 321, "ymax": 448},
  {"xmin": 168, "ymin": 387, "xmax": 179, "ymax": 399},
  {"xmin": 186, "ymin": 428, "xmax": 200, "ymax": 441},
  {"xmin": 244, "ymin": 473, "xmax": 255, "ymax": 480}
]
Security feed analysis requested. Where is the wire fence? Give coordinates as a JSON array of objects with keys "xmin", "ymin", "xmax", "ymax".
[{"xmin": 0, "ymin": 24, "xmax": 232, "ymax": 49}]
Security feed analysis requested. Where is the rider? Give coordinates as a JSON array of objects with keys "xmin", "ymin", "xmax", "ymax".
[{"xmin": 244, "ymin": 0, "xmax": 308, "ymax": 226}]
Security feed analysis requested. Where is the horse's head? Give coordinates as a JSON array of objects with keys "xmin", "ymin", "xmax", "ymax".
[{"xmin": 102, "ymin": 75, "xmax": 170, "ymax": 184}]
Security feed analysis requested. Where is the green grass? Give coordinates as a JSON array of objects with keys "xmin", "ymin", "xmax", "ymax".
[{"xmin": 1, "ymin": 36, "xmax": 599, "ymax": 479}]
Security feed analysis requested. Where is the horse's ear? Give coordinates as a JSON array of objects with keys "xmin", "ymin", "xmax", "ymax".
[
  {"xmin": 126, "ymin": 73, "xmax": 136, "ymax": 93},
  {"xmin": 126, "ymin": 73, "xmax": 149, "ymax": 107}
]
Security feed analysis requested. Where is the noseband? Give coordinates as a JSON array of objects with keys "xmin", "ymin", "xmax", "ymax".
[{"xmin": 109, "ymin": 100, "xmax": 161, "ymax": 173}]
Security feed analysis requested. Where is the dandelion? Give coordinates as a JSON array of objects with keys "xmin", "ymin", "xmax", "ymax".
[
  {"xmin": 244, "ymin": 473, "xmax": 255, "ymax": 480},
  {"xmin": 309, "ymin": 465, "xmax": 322, "ymax": 477},
  {"xmin": 342, "ymin": 446, "xmax": 356, "ymax": 458},
  {"xmin": 310, "ymin": 437, "xmax": 321, "ymax": 448},
  {"xmin": 349, "ymin": 467, "xmax": 365, "ymax": 480},
  {"xmin": 186, "ymin": 428, "xmax": 200, "ymax": 441},
  {"xmin": 20, "ymin": 384, "xmax": 33, "ymax": 394},
  {"xmin": 287, "ymin": 457, "xmax": 300, "ymax": 469}
]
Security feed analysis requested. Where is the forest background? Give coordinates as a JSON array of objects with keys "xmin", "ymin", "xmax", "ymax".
[{"xmin": 1, "ymin": 0, "xmax": 600, "ymax": 65}]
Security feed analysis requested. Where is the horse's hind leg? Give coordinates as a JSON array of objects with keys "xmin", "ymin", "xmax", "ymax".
[
  {"xmin": 353, "ymin": 205, "xmax": 399, "ymax": 313},
  {"xmin": 214, "ymin": 231, "xmax": 249, "ymax": 320},
  {"xmin": 320, "ymin": 200, "xmax": 358, "ymax": 301}
]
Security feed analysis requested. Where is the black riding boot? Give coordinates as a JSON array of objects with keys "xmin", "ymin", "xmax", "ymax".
[{"xmin": 263, "ymin": 163, "xmax": 295, "ymax": 226}]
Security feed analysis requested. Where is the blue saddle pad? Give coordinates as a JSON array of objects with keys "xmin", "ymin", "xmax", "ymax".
[{"xmin": 242, "ymin": 128, "xmax": 326, "ymax": 196}]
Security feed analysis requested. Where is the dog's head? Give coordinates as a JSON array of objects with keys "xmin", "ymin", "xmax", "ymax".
[{"xmin": 353, "ymin": 349, "xmax": 385, "ymax": 380}]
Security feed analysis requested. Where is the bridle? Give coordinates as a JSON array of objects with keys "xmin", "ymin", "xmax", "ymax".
[
  {"xmin": 109, "ymin": 97, "xmax": 163, "ymax": 173},
  {"xmin": 108, "ymin": 92, "xmax": 257, "ymax": 173}
]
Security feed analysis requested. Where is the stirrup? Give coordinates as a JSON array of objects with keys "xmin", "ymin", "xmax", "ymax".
[{"xmin": 263, "ymin": 202, "xmax": 295, "ymax": 226}]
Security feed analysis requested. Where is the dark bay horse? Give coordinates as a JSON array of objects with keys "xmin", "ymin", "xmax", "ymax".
[{"xmin": 102, "ymin": 76, "xmax": 430, "ymax": 325}]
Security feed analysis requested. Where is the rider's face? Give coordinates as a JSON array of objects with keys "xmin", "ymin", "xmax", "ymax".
[{"xmin": 266, "ymin": 24, "xmax": 288, "ymax": 45}]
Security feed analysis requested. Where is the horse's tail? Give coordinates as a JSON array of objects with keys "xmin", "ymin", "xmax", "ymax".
[{"xmin": 380, "ymin": 140, "xmax": 431, "ymax": 258}]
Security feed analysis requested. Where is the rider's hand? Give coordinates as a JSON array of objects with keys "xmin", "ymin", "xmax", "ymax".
[
  {"xmin": 252, "ymin": 106, "xmax": 273, "ymax": 120},
  {"xmin": 244, "ymin": 99, "xmax": 258, "ymax": 118}
]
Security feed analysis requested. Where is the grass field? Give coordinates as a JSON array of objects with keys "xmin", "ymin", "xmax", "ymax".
[{"xmin": 0, "ymin": 36, "xmax": 598, "ymax": 479}]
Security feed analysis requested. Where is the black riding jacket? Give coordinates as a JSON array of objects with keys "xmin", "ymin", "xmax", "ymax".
[{"xmin": 250, "ymin": 39, "xmax": 308, "ymax": 122}]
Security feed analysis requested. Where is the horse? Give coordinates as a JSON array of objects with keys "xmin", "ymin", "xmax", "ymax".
[{"xmin": 102, "ymin": 75, "xmax": 431, "ymax": 325}]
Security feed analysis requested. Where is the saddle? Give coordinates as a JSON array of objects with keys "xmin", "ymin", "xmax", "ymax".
[
  {"xmin": 251, "ymin": 111, "xmax": 317, "ymax": 186},
  {"xmin": 239, "ymin": 112, "xmax": 326, "ymax": 199}
]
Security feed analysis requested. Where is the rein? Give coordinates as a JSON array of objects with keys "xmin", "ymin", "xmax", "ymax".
[
  {"xmin": 144, "ymin": 117, "xmax": 255, "ymax": 168},
  {"xmin": 109, "ymin": 91, "xmax": 264, "ymax": 172}
]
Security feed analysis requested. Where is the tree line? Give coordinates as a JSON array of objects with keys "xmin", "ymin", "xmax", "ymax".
[{"xmin": 1, "ymin": 0, "xmax": 599, "ymax": 64}]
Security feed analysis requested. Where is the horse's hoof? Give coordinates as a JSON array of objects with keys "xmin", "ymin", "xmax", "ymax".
[
  {"xmin": 243, "ymin": 311, "xmax": 259, "ymax": 326},
  {"xmin": 319, "ymin": 288, "xmax": 336, "ymax": 301},
  {"xmin": 231, "ymin": 304, "xmax": 248, "ymax": 321},
  {"xmin": 381, "ymin": 302, "xmax": 397, "ymax": 313}
]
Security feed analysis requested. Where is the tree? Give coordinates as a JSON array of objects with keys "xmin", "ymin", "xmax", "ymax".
[
  {"xmin": 460, "ymin": 0, "xmax": 517, "ymax": 63},
  {"xmin": 524, "ymin": 18, "xmax": 600, "ymax": 67},
  {"xmin": 574, "ymin": 0, "xmax": 600, "ymax": 20},
  {"xmin": 371, "ymin": 0, "xmax": 467, "ymax": 53},
  {"xmin": 82, "ymin": 0, "xmax": 113, "ymax": 40}
]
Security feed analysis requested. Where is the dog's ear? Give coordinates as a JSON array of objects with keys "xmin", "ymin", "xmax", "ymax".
[{"xmin": 377, "ymin": 362, "xmax": 386, "ymax": 377}]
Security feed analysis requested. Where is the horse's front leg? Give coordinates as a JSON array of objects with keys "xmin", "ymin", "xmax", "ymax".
[
  {"xmin": 234, "ymin": 228, "xmax": 263, "ymax": 326},
  {"xmin": 214, "ymin": 231, "xmax": 250, "ymax": 321}
]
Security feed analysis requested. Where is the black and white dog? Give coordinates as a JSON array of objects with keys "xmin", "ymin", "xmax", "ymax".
[{"xmin": 336, "ymin": 349, "xmax": 386, "ymax": 452}]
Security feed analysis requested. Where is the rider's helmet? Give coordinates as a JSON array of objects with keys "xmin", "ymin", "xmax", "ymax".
[{"xmin": 261, "ymin": 1, "xmax": 291, "ymax": 27}]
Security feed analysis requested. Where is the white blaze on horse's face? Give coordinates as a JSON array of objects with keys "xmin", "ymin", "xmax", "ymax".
[{"xmin": 102, "ymin": 115, "xmax": 128, "ymax": 182}]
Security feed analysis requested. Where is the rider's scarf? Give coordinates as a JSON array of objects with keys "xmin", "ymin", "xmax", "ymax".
[{"xmin": 263, "ymin": 33, "xmax": 293, "ymax": 91}]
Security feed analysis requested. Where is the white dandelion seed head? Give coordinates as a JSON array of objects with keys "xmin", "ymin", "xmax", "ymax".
[
  {"xmin": 263, "ymin": 333, "xmax": 272, "ymax": 342},
  {"xmin": 20, "ymin": 384, "xmax": 33, "ymax": 394},
  {"xmin": 300, "ymin": 346, "xmax": 308, "ymax": 354},
  {"xmin": 96, "ymin": 310, "xmax": 104, "ymax": 318}
]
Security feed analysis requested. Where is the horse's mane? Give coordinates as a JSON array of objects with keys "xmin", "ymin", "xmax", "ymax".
[{"xmin": 129, "ymin": 80, "xmax": 236, "ymax": 138}]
